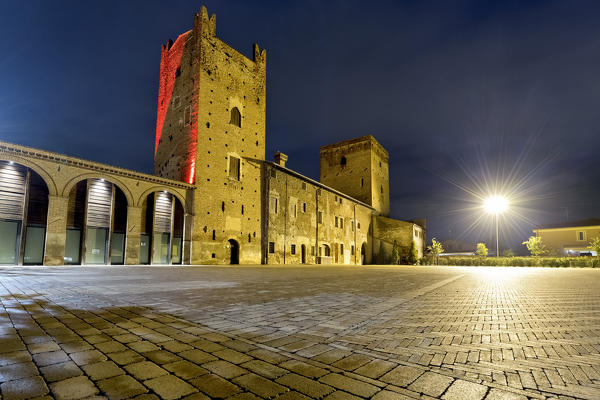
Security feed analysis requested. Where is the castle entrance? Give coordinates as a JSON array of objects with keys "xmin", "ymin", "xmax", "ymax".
[{"xmin": 228, "ymin": 239, "xmax": 239, "ymax": 264}]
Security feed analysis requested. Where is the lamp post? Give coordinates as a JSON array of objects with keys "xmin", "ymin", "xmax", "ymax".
[{"xmin": 484, "ymin": 196, "xmax": 508, "ymax": 257}]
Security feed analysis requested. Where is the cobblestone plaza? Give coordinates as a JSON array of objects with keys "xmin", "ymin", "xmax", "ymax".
[{"xmin": 0, "ymin": 266, "xmax": 599, "ymax": 399}]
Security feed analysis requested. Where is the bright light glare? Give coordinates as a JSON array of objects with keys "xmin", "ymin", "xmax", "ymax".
[{"xmin": 484, "ymin": 196, "xmax": 509, "ymax": 214}]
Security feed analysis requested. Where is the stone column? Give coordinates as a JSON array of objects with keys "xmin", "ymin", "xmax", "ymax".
[
  {"xmin": 125, "ymin": 206, "xmax": 142, "ymax": 265},
  {"xmin": 44, "ymin": 195, "xmax": 69, "ymax": 266},
  {"xmin": 182, "ymin": 213, "xmax": 194, "ymax": 265}
]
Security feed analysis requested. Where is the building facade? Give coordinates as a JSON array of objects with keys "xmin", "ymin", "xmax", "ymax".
[
  {"xmin": 0, "ymin": 7, "xmax": 424, "ymax": 266},
  {"xmin": 533, "ymin": 219, "xmax": 600, "ymax": 256}
]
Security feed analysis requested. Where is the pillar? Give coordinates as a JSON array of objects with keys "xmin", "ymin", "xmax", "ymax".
[
  {"xmin": 125, "ymin": 206, "xmax": 142, "ymax": 265},
  {"xmin": 44, "ymin": 195, "xmax": 69, "ymax": 266}
]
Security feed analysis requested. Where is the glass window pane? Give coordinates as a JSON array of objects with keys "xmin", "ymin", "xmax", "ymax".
[
  {"xmin": 0, "ymin": 220, "xmax": 20, "ymax": 265},
  {"xmin": 140, "ymin": 234, "xmax": 150, "ymax": 264},
  {"xmin": 152, "ymin": 232, "xmax": 170, "ymax": 264},
  {"xmin": 110, "ymin": 233, "xmax": 125, "ymax": 265},
  {"xmin": 171, "ymin": 237, "xmax": 182, "ymax": 264},
  {"xmin": 85, "ymin": 227, "xmax": 107, "ymax": 264},
  {"xmin": 65, "ymin": 229, "xmax": 81, "ymax": 264},
  {"xmin": 23, "ymin": 226, "xmax": 45, "ymax": 265}
]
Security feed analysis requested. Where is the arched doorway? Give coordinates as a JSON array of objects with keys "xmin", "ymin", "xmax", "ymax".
[
  {"xmin": 140, "ymin": 191, "xmax": 185, "ymax": 265},
  {"xmin": 228, "ymin": 239, "xmax": 239, "ymax": 264},
  {"xmin": 361, "ymin": 243, "xmax": 367, "ymax": 265},
  {"xmin": 0, "ymin": 161, "xmax": 49, "ymax": 265},
  {"xmin": 301, "ymin": 244, "xmax": 306, "ymax": 264},
  {"xmin": 64, "ymin": 178, "xmax": 128, "ymax": 265}
]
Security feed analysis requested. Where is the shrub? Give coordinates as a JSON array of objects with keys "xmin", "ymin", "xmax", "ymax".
[{"xmin": 421, "ymin": 256, "xmax": 595, "ymax": 268}]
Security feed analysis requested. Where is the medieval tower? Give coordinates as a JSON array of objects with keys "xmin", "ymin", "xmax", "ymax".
[
  {"xmin": 154, "ymin": 7, "xmax": 267, "ymax": 264},
  {"xmin": 320, "ymin": 135, "xmax": 390, "ymax": 217}
]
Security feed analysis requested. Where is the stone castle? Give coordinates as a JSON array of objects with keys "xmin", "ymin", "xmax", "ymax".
[{"xmin": 0, "ymin": 7, "xmax": 424, "ymax": 266}]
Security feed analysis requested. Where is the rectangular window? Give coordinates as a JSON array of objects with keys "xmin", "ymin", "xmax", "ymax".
[
  {"xmin": 351, "ymin": 245, "xmax": 355, "ymax": 255},
  {"xmin": 291, "ymin": 204, "xmax": 297, "ymax": 218},
  {"xmin": 334, "ymin": 195, "xmax": 338, "ymax": 202},
  {"xmin": 311, "ymin": 246, "xmax": 315, "ymax": 256},
  {"xmin": 270, "ymin": 197, "xmax": 278, "ymax": 214},
  {"xmin": 269, "ymin": 242, "xmax": 275, "ymax": 253},
  {"xmin": 302, "ymin": 202, "xmax": 307, "ymax": 213},
  {"xmin": 317, "ymin": 211, "xmax": 323, "ymax": 224},
  {"xmin": 302, "ymin": 182, "xmax": 306, "ymax": 190},
  {"xmin": 340, "ymin": 243, "xmax": 344, "ymax": 255},
  {"xmin": 335, "ymin": 216, "xmax": 338, "ymax": 227},
  {"xmin": 229, "ymin": 156, "xmax": 240, "ymax": 180},
  {"xmin": 291, "ymin": 244, "xmax": 296, "ymax": 255},
  {"xmin": 340, "ymin": 198, "xmax": 343, "ymax": 205},
  {"xmin": 319, "ymin": 246, "xmax": 322, "ymax": 256},
  {"xmin": 271, "ymin": 169, "xmax": 277, "ymax": 178},
  {"xmin": 351, "ymin": 220, "xmax": 355, "ymax": 232},
  {"xmin": 578, "ymin": 231, "xmax": 585, "ymax": 241},
  {"xmin": 317, "ymin": 189, "xmax": 321, "ymax": 196},
  {"xmin": 340, "ymin": 218, "xmax": 344, "ymax": 229},
  {"xmin": 184, "ymin": 105, "xmax": 191, "ymax": 126}
]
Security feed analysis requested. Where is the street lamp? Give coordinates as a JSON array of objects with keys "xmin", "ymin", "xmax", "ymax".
[{"xmin": 484, "ymin": 196, "xmax": 508, "ymax": 257}]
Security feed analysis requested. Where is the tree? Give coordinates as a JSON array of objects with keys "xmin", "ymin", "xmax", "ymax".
[
  {"xmin": 587, "ymin": 237, "xmax": 600, "ymax": 257},
  {"xmin": 391, "ymin": 240, "xmax": 400, "ymax": 264},
  {"xmin": 427, "ymin": 238, "xmax": 444, "ymax": 265},
  {"xmin": 502, "ymin": 249, "xmax": 514, "ymax": 257},
  {"xmin": 408, "ymin": 240, "xmax": 418, "ymax": 265},
  {"xmin": 476, "ymin": 243, "xmax": 488, "ymax": 257},
  {"xmin": 522, "ymin": 236, "xmax": 547, "ymax": 257}
]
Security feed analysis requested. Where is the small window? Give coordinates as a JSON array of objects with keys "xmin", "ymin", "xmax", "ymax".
[
  {"xmin": 230, "ymin": 107, "xmax": 241, "ymax": 127},
  {"xmin": 361, "ymin": 178, "xmax": 364, "ymax": 188},
  {"xmin": 212, "ymin": 230, "xmax": 216, "ymax": 240},
  {"xmin": 317, "ymin": 189, "xmax": 321, "ymax": 196},
  {"xmin": 335, "ymin": 216, "xmax": 339, "ymax": 228},
  {"xmin": 577, "ymin": 231, "xmax": 585, "ymax": 241},
  {"xmin": 221, "ymin": 201, "xmax": 225, "ymax": 212},
  {"xmin": 339, "ymin": 198, "xmax": 342, "ymax": 205},
  {"xmin": 340, "ymin": 243, "xmax": 344, "ymax": 255},
  {"xmin": 334, "ymin": 195, "xmax": 338, "ymax": 202},
  {"xmin": 380, "ymin": 185, "xmax": 383, "ymax": 194},
  {"xmin": 248, "ymin": 233, "xmax": 251, "ymax": 243},
  {"xmin": 241, "ymin": 205, "xmax": 244, "ymax": 215},
  {"xmin": 351, "ymin": 245, "xmax": 355, "ymax": 255},
  {"xmin": 340, "ymin": 218, "xmax": 344, "ymax": 229},
  {"xmin": 229, "ymin": 156, "xmax": 240, "ymax": 181},
  {"xmin": 269, "ymin": 242, "xmax": 275, "ymax": 253},
  {"xmin": 351, "ymin": 221, "xmax": 355, "ymax": 232},
  {"xmin": 184, "ymin": 105, "xmax": 191, "ymax": 126},
  {"xmin": 291, "ymin": 244, "xmax": 296, "ymax": 255},
  {"xmin": 317, "ymin": 211, "xmax": 323, "ymax": 224},
  {"xmin": 324, "ymin": 246, "xmax": 331, "ymax": 257},
  {"xmin": 302, "ymin": 182, "xmax": 307, "ymax": 190},
  {"xmin": 311, "ymin": 246, "xmax": 315, "ymax": 256},
  {"xmin": 341, "ymin": 156, "xmax": 347, "ymax": 166},
  {"xmin": 291, "ymin": 203, "xmax": 297, "ymax": 218},
  {"xmin": 270, "ymin": 197, "xmax": 278, "ymax": 214},
  {"xmin": 302, "ymin": 202, "xmax": 307, "ymax": 213},
  {"xmin": 357, "ymin": 222, "xmax": 361, "ymax": 230},
  {"xmin": 271, "ymin": 169, "xmax": 277, "ymax": 178}
]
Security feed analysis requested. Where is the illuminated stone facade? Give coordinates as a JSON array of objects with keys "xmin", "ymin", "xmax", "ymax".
[{"xmin": 0, "ymin": 6, "xmax": 424, "ymax": 266}]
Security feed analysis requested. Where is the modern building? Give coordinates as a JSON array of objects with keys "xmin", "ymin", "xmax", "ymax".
[
  {"xmin": 0, "ymin": 7, "xmax": 424, "ymax": 266},
  {"xmin": 533, "ymin": 219, "xmax": 600, "ymax": 256}
]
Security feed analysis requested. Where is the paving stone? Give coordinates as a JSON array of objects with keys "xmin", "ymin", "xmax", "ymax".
[
  {"xmin": 82, "ymin": 361, "xmax": 125, "ymax": 381},
  {"xmin": 484, "ymin": 388, "xmax": 527, "ymax": 400},
  {"xmin": 319, "ymin": 373, "xmax": 379, "ymax": 398},
  {"xmin": 70, "ymin": 350, "xmax": 107, "ymax": 366},
  {"xmin": 313, "ymin": 350, "xmax": 353, "ymax": 364},
  {"xmin": 380, "ymin": 365, "xmax": 424, "ymax": 387},
  {"xmin": 442, "ymin": 379, "xmax": 488, "ymax": 400},
  {"xmin": 0, "ymin": 339, "xmax": 26, "ymax": 354},
  {"xmin": 233, "ymin": 373, "xmax": 288, "ymax": 398},
  {"xmin": 213, "ymin": 348, "xmax": 253, "ymax": 364},
  {"xmin": 241, "ymin": 359, "xmax": 288, "ymax": 379},
  {"xmin": 322, "ymin": 391, "xmax": 363, "ymax": 400},
  {"xmin": 279, "ymin": 359, "xmax": 328, "ymax": 379},
  {"xmin": 0, "ymin": 362, "xmax": 38, "ymax": 383},
  {"xmin": 144, "ymin": 374, "xmax": 197, "ymax": 400},
  {"xmin": 164, "ymin": 360, "xmax": 208, "ymax": 380},
  {"xmin": 190, "ymin": 339, "xmax": 226, "ymax": 353},
  {"xmin": 95, "ymin": 340, "xmax": 128, "ymax": 353},
  {"xmin": 0, "ymin": 351, "xmax": 31, "ymax": 366},
  {"xmin": 39, "ymin": 361, "xmax": 82, "ymax": 382},
  {"xmin": 107, "ymin": 350, "xmax": 145, "ymax": 366},
  {"xmin": 59, "ymin": 341, "xmax": 93, "ymax": 354},
  {"xmin": 354, "ymin": 359, "xmax": 397, "ymax": 379},
  {"xmin": 273, "ymin": 392, "xmax": 312, "ymax": 400},
  {"xmin": 32, "ymin": 350, "xmax": 70, "ymax": 367},
  {"xmin": 124, "ymin": 361, "xmax": 168, "ymax": 380},
  {"xmin": 49, "ymin": 376, "xmax": 98, "ymax": 400},
  {"xmin": 180, "ymin": 349, "xmax": 218, "ymax": 364},
  {"xmin": 97, "ymin": 375, "xmax": 148, "ymax": 399},
  {"xmin": 162, "ymin": 340, "xmax": 194, "ymax": 353},
  {"xmin": 371, "ymin": 390, "xmax": 414, "ymax": 400},
  {"xmin": 181, "ymin": 393, "xmax": 210, "ymax": 400},
  {"xmin": 190, "ymin": 373, "xmax": 241, "ymax": 398},
  {"xmin": 202, "ymin": 360, "xmax": 247, "ymax": 379},
  {"xmin": 226, "ymin": 393, "xmax": 261, "ymax": 400},
  {"xmin": 0, "ymin": 376, "xmax": 48, "ymax": 400},
  {"xmin": 276, "ymin": 372, "xmax": 335, "ymax": 398},
  {"xmin": 145, "ymin": 350, "xmax": 183, "ymax": 365},
  {"xmin": 28, "ymin": 341, "xmax": 61, "ymax": 354},
  {"xmin": 408, "ymin": 372, "xmax": 454, "ymax": 398},
  {"xmin": 331, "ymin": 353, "xmax": 373, "ymax": 371}
]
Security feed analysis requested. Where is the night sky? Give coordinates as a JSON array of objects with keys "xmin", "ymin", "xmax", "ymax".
[{"xmin": 2, "ymin": 0, "xmax": 600, "ymax": 253}]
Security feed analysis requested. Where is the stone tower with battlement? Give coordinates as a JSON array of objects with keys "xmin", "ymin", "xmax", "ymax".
[
  {"xmin": 320, "ymin": 135, "xmax": 390, "ymax": 217},
  {"xmin": 154, "ymin": 6, "xmax": 267, "ymax": 264}
]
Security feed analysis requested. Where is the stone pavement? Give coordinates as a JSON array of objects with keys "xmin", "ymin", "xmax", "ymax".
[{"xmin": 0, "ymin": 266, "xmax": 599, "ymax": 400}]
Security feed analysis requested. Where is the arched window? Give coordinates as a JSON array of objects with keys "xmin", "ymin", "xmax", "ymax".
[{"xmin": 230, "ymin": 107, "xmax": 241, "ymax": 127}]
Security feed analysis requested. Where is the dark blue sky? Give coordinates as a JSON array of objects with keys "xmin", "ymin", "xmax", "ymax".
[{"xmin": 2, "ymin": 0, "xmax": 600, "ymax": 252}]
